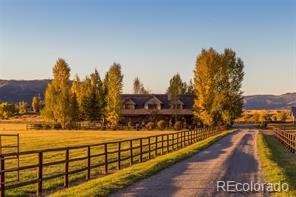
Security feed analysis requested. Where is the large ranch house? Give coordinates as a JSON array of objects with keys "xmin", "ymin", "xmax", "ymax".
[{"xmin": 120, "ymin": 94, "xmax": 195, "ymax": 127}]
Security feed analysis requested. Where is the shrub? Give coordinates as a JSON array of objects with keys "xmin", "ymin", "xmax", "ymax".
[
  {"xmin": 174, "ymin": 121, "xmax": 182, "ymax": 130},
  {"xmin": 146, "ymin": 122, "xmax": 155, "ymax": 130},
  {"xmin": 157, "ymin": 120, "xmax": 166, "ymax": 130},
  {"xmin": 0, "ymin": 102, "xmax": 18, "ymax": 119},
  {"xmin": 127, "ymin": 121, "xmax": 133, "ymax": 130}
]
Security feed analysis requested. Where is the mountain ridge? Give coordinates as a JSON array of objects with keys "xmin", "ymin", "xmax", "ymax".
[{"xmin": 0, "ymin": 79, "xmax": 295, "ymax": 109}]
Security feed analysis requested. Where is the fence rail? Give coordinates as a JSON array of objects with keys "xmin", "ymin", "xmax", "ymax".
[
  {"xmin": 274, "ymin": 129, "xmax": 296, "ymax": 154},
  {"xmin": 0, "ymin": 127, "xmax": 224, "ymax": 196}
]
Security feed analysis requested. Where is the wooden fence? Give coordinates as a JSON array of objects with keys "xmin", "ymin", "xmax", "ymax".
[
  {"xmin": 0, "ymin": 127, "xmax": 224, "ymax": 196},
  {"xmin": 274, "ymin": 129, "xmax": 296, "ymax": 154}
]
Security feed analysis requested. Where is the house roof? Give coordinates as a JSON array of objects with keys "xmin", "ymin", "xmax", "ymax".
[{"xmin": 121, "ymin": 94, "xmax": 194, "ymax": 110}]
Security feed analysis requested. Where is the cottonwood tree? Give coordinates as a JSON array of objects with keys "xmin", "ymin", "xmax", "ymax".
[
  {"xmin": 32, "ymin": 95, "xmax": 41, "ymax": 112},
  {"xmin": 216, "ymin": 49, "xmax": 245, "ymax": 127},
  {"xmin": 193, "ymin": 49, "xmax": 220, "ymax": 126},
  {"xmin": 17, "ymin": 101, "xmax": 29, "ymax": 114},
  {"xmin": 105, "ymin": 63, "xmax": 123, "ymax": 129},
  {"xmin": 41, "ymin": 58, "xmax": 73, "ymax": 128},
  {"xmin": 193, "ymin": 48, "xmax": 244, "ymax": 127}
]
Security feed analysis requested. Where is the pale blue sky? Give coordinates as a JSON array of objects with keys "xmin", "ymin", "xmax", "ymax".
[{"xmin": 0, "ymin": 0, "xmax": 295, "ymax": 95}]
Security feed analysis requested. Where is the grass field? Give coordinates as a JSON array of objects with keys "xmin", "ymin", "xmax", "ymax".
[
  {"xmin": 50, "ymin": 129, "xmax": 235, "ymax": 197},
  {"xmin": 257, "ymin": 133, "xmax": 296, "ymax": 197},
  {"xmin": 0, "ymin": 128, "xmax": 179, "ymax": 196}
]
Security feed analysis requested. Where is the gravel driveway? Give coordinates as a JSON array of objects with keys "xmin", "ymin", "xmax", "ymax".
[{"xmin": 110, "ymin": 129, "xmax": 267, "ymax": 197}]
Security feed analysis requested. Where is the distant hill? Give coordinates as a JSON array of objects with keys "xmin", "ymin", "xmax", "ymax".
[
  {"xmin": 0, "ymin": 79, "xmax": 50, "ymax": 104},
  {"xmin": 243, "ymin": 93, "xmax": 296, "ymax": 110},
  {"xmin": 0, "ymin": 79, "xmax": 295, "ymax": 109}
]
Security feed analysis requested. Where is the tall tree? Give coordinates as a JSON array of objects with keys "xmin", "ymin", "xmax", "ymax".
[
  {"xmin": 185, "ymin": 80, "xmax": 194, "ymax": 95},
  {"xmin": 218, "ymin": 49, "xmax": 244, "ymax": 127},
  {"xmin": 167, "ymin": 73, "xmax": 187, "ymax": 96},
  {"xmin": 32, "ymin": 95, "xmax": 41, "ymax": 112},
  {"xmin": 69, "ymin": 93, "xmax": 79, "ymax": 122},
  {"xmin": 133, "ymin": 77, "xmax": 149, "ymax": 94},
  {"xmin": 79, "ymin": 69, "xmax": 106, "ymax": 122},
  {"xmin": 133, "ymin": 77, "xmax": 141, "ymax": 94},
  {"xmin": 71, "ymin": 74, "xmax": 84, "ymax": 117},
  {"xmin": 193, "ymin": 48, "xmax": 244, "ymax": 127},
  {"xmin": 41, "ymin": 58, "xmax": 73, "ymax": 128},
  {"xmin": 105, "ymin": 63, "xmax": 123, "ymax": 129},
  {"xmin": 167, "ymin": 73, "xmax": 187, "ymax": 121}
]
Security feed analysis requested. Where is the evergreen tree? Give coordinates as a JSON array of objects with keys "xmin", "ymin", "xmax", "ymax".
[
  {"xmin": 133, "ymin": 77, "xmax": 149, "ymax": 94},
  {"xmin": 70, "ymin": 93, "xmax": 79, "ymax": 122},
  {"xmin": 167, "ymin": 73, "xmax": 187, "ymax": 122},
  {"xmin": 185, "ymin": 80, "xmax": 194, "ymax": 95},
  {"xmin": 105, "ymin": 63, "xmax": 123, "ymax": 129},
  {"xmin": 167, "ymin": 73, "xmax": 187, "ymax": 96},
  {"xmin": 133, "ymin": 77, "xmax": 141, "ymax": 94}
]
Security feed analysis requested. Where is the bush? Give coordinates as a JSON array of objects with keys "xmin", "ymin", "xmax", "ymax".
[
  {"xmin": 157, "ymin": 120, "xmax": 166, "ymax": 130},
  {"xmin": 0, "ymin": 102, "xmax": 18, "ymax": 119},
  {"xmin": 174, "ymin": 121, "xmax": 182, "ymax": 130},
  {"xmin": 146, "ymin": 122, "xmax": 155, "ymax": 130},
  {"xmin": 127, "ymin": 121, "xmax": 133, "ymax": 130}
]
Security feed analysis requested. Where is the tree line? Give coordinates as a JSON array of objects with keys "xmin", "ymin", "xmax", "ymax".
[
  {"xmin": 1, "ymin": 48, "xmax": 245, "ymax": 129},
  {"xmin": 41, "ymin": 59, "xmax": 123, "ymax": 129}
]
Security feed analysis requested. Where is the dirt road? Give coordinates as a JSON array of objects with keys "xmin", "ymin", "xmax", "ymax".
[{"xmin": 110, "ymin": 129, "xmax": 267, "ymax": 197}]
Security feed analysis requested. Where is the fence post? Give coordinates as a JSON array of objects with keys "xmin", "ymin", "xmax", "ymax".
[
  {"xmin": 37, "ymin": 152, "xmax": 43, "ymax": 196},
  {"xmin": 87, "ymin": 145, "xmax": 91, "ymax": 180},
  {"xmin": 118, "ymin": 142, "xmax": 121, "ymax": 170},
  {"xmin": 0, "ymin": 155, "xmax": 5, "ymax": 197},
  {"xmin": 140, "ymin": 139, "xmax": 143, "ymax": 162},
  {"xmin": 148, "ymin": 137, "xmax": 151, "ymax": 159},
  {"xmin": 104, "ymin": 144, "xmax": 108, "ymax": 174},
  {"xmin": 130, "ymin": 140, "xmax": 133, "ymax": 166},
  {"xmin": 64, "ymin": 148, "xmax": 69, "ymax": 188},
  {"xmin": 155, "ymin": 136, "xmax": 158, "ymax": 156},
  {"xmin": 181, "ymin": 132, "xmax": 183, "ymax": 148},
  {"xmin": 166, "ymin": 134, "xmax": 169, "ymax": 152},
  {"xmin": 161, "ymin": 135, "xmax": 164, "ymax": 154},
  {"xmin": 176, "ymin": 133, "xmax": 179, "ymax": 149}
]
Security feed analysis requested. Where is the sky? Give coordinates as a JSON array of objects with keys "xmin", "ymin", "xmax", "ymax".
[{"xmin": 0, "ymin": 0, "xmax": 295, "ymax": 95}]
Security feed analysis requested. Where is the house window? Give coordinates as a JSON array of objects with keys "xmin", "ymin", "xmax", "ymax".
[
  {"xmin": 148, "ymin": 104, "xmax": 158, "ymax": 110},
  {"xmin": 171, "ymin": 104, "xmax": 183, "ymax": 109},
  {"xmin": 124, "ymin": 104, "xmax": 135, "ymax": 110}
]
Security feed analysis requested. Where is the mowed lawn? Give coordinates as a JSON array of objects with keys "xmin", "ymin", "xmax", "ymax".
[{"xmin": 0, "ymin": 127, "xmax": 178, "ymax": 196}]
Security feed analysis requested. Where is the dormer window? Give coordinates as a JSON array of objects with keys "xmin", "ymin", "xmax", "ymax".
[
  {"xmin": 123, "ymin": 98, "xmax": 135, "ymax": 110},
  {"xmin": 148, "ymin": 104, "xmax": 158, "ymax": 110},
  {"xmin": 144, "ymin": 96, "xmax": 162, "ymax": 110},
  {"xmin": 171, "ymin": 104, "xmax": 183, "ymax": 109},
  {"xmin": 170, "ymin": 98, "xmax": 184, "ymax": 110}
]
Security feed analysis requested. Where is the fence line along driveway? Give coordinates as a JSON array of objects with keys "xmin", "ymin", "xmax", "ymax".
[
  {"xmin": 0, "ymin": 127, "xmax": 224, "ymax": 197},
  {"xmin": 111, "ymin": 129, "xmax": 266, "ymax": 197}
]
